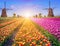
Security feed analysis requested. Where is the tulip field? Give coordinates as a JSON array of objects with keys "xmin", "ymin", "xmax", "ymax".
[
  {"xmin": 32, "ymin": 18, "xmax": 60, "ymax": 40},
  {"xmin": 0, "ymin": 17, "xmax": 60, "ymax": 46}
]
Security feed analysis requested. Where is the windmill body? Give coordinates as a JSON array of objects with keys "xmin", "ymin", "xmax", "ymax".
[
  {"xmin": 44, "ymin": 0, "xmax": 54, "ymax": 17},
  {"xmin": 0, "ymin": 2, "xmax": 12, "ymax": 17},
  {"xmin": 48, "ymin": 0, "xmax": 54, "ymax": 17},
  {"xmin": 1, "ymin": 8, "xmax": 7, "ymax": 17},
  {"xmin": 48, "ymin": 8, "xmax": 54, "ymax": 17}
]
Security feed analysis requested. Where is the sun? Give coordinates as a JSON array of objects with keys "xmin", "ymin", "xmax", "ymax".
[
  {"xmin": 21, "ymin": 10, "xmax": 33, "ymax": 18},
  {"xmin": 24, "ymin": 11, "xmax": 32, "ymax": 18}
]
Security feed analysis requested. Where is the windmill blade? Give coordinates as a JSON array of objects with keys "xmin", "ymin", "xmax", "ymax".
[
  {"xmin": 49, "ymin": 0, "xmax": 51, "ymax": 8},
  {"xmin": 4, "ymin": 1, "xmax": 6, "ymax": 8},
  {"xmin": 52, "ymin": 8, "xmax": 55, "ymax": 10},
  {"xmin": 0, "ymin": 8, "xmax": 2, "ymax": 9},
  {"xmin": 52, "ymin": 7, "xmax": 57, "ymax": 9},
  {"xmin": 43, "ymin": 8, "xmax": 48, "ymax": 10},
  {"xmin": 6, "ymin": 9, "xmax": 13, "ymax": 10}
]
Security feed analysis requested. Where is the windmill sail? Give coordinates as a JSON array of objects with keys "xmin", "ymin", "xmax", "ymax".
[
  {"xmin": 48, "ymin": 0, "xmax": 54, "ymax": 17},
  {"xmin": 1, "ymin": 2, "xmax": 12, "ymax": 17},
  {"xmin": 1, "ymin": 2, "xmax": 7, "ymax": 17}
]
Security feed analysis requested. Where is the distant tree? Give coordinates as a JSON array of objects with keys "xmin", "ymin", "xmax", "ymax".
[
  {"xmin": 33, "ymin": 16, "xmax": 35, "ymax": 18},
  {"xmin": 36, "ymin": 15, "xmax": 38, "ymax": 18},
  {"xmin": 13, "ymin": 13, "xmax": 16, "ymax": 17},
  {"xmin": 44, "ymin": 15, "xmax": 46, "ymax": 17},
  {"xmin": 39, "ymin": 13, "xmax": 42, "ymax": 18},
  {"xmin": 17, "ymin": 15, "xmax": 20, "ymax": 17}
]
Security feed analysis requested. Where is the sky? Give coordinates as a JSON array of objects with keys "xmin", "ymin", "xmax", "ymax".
[{"xmin": 0, "ymin": 0, "xmax": 60, "ymax": 17}]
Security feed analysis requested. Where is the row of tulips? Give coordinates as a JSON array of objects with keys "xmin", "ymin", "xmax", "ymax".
[
  {"xmin": 0, "ymin": 17, "xmax": 15, "ymax": 24},
  {"xmin": 0, "ymin": 18, "xmax": 24, "ymax": 44},
  {"xmin": 13, "ymin": 19, "xmax": 51, "ymax": 46},
  {"xmin": 32, "ymin": 18, "xmax": 60, "ymax": 41},
  {"xmin": 0, "ymin": 18, "xmax": 19, "ymax": 28}
]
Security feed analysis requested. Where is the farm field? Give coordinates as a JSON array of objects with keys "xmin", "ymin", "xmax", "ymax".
[{"xmin": 0, "ymin": 17, "xmax": 60, "ymax": 46}]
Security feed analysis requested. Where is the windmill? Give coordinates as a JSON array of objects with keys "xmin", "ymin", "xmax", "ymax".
[
  {"xmin": 0, "ymin": 2, "xmax": 12, "ymax": 17},
  {"xmin": 44, "ymin": 0, "xmax": 54, "ymax": 17}
]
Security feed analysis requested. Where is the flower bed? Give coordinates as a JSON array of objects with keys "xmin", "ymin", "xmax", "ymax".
[
  {"xmin": 13, "ymin": 19, "xmax": 51, "ymax": 46},
  {"xmin": 32, "ymin": 18, "xmax": 60, "ymax": 41}
]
